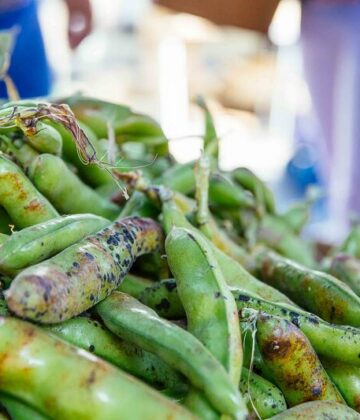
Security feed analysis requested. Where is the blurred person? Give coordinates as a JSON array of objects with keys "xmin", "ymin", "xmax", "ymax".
[
  {"xmin": 301, "ymin": 0, "xmax": 360, "ymax": 236},
  {"xmin": 0, "ymin": 0, "xmax": 92, "ymax": 98}
]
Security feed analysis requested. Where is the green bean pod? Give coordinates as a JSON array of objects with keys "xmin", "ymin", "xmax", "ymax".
[
  {"xmin": 21, "ymin": 120, "xmax": 62, "ymax": 155},
  {"xmin": 280, "ymin": 202, "xmax": 311, "ymax": 235},
  {"xmin": 54, "ymin": 121, "xmax": 116, "ymax": 187},
  {"xmin": 340, "ymin": 224, "xmax": 360, "ymax": 259},
  {"xmin": 47, "ymin": 316, "xmax": 186, "ymax": 393},
  {"xmin": 166, "ymin": 227, "xmax": 242, "ymax": 385},
  {"xmin": 234, "ymin": 289, "xmax": 360, "ymax": 367},
  {"xmin": 164, "ymin": 188, "xmax": 249, "ymax": 264},
  {"xmin": 0, "ymin": 136, "xmax": 39, "ymax": 174},
  {"xmin": 196, "ymin": 95, "xmax": 219, "ymax": 160},
  {"xmin": 155, "ymin": 162, "xmax": 196, "ymax": 195},
  {"xmin": 166, "ymin": 227, "xmax": 246, "ymax": 418},
  {"xmin": 29, "ymin": 153, "xmax": 119, "ymax": 219},
  {"xmin": 0, "ymin": 153, "xmax": 58, "ymax": 228},
  {"xmin": 0, "ymin": 214, "xmax": 109, "ymax": 275},
  {"xmin": 0, "ymin": 394, "xmax": 47, "ymax": 420},
  {"xmin": 252, "ymin": 248, "xmax": 360, "ymax": 326},
  {"xmin": 329, "ymin": 254, "xmax": 360, "ymax": 296},
  {"xmin": 118, "ymin": 273, "xmax": 154, "ymax": 299},
  {"xmin": 62, "ymin": 95, "xmax": 132, "ymax": 138},
  {"xmin": 255, "ymin": 313, "xmax": 343, "ymax": 406},
  {"xmin": 0, "ymin": 316, "xmax": 193, "ymax": 420},
  {"xmin": 119, "ymin": 191, "xmax": 158, "ymax": 219},
  {"xmin": 269, "ymin": 401, "xmax": 359, "ymax": 419},
  {"xmin": 214, "ymin": 247, "xmax": 295, "ymax": 305},
  {"xmin": 232, "ymin": 167, "xmax": 276, "ymax": 214},
  {"xmin": 209, "ymin": 174, "xmax": 256, "ymax": 209},
  {"xmin": 147, "ymin": 186, "xmax": 294, "ymax": 306},
  {"xmin": 138, "ymin": 278, "xmax": 184, "ymax": 319},
  {"xmin": 240, "ymin": 367, "xmax": 287, "ymax": 418},
  {"xmin": 96, "ymin": 291, "xmax": 247, "ymax": 418},
  {"xmin": 322, "ymin": 360, "xmax": 360, "ymax": 412},
  {"xmin": 256, "ymin": 214, "xmax": 316, "ymax": 267},
  {"xmin": 6, "ymin": 216, "xmax": 163, "ymax": 323},
  {"xmin": 63, "ymin": 96, "xmax": 168, "ymax": 155}
]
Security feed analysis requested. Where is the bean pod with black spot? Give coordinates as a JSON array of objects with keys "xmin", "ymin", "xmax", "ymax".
[
  {"xmin": 5, "ymin": 216, "xmax": 163, "ymax": 323},
  {"xmin": 0, "ymin": 214, "xmax": 109, "ymax": 276},
  {"xmin": 255, "ymin": 313, "xmax": 344, "ymax": 406},
  {"xmin": 46, "ymin": 316, "xmax": 186, "ymax": 394},
  {"xmin": 252, "ymin": 248, "xmax": 360, "ymax": 326},
  {"xmin": 240, "ymin": 367, "xmax": 287, "ymax": 419},
  {"xmin": 235, "ymin": 288, "xmax": 360, "ymax": 367}
]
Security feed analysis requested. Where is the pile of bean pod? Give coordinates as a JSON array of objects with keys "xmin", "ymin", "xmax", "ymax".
[{"xmin": 0, "ymin": 96, "xmax": 359, "ymax": 420}]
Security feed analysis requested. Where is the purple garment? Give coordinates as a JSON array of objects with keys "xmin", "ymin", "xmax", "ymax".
[{"xmin": 301, "ymin": 1, "xmax": 360, "ymax": 227}]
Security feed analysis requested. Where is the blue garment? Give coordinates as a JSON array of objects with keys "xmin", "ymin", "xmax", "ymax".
[{"xmin": 0, "ymin": 0, "xmax": 52, "ymax": 98}]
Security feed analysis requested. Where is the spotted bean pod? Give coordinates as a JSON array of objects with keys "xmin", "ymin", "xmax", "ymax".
[
  {"xmin": 255, "ymin": 313, "xmax": 344, "ymax": 406},
  {"xmin": 252, "ymin": 248, "xmax": 360, "ymax": 326},
  {"xmin": 5, "ymin": 216, "xmax": 163, "ymax": 323}
]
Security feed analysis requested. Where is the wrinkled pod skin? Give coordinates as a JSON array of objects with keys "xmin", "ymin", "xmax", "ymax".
[
  {"xmin": 0, "ymin": 214, "xmax": 109, "ymax": 275},
  {"xmin": 255, "ymin": 313, "xmax": 344, "ymax": 406},
  {"xmin": 0, "ymin": 317, "xmax": 194, "ymax": 420},
  {"xmin": 96, "ymin": 291, "xmax": 247, "ymax": 419},
  {"xmin": 269, "ymin": 401, "xmax": 360, "ymax": 419},
  {"xmin": 6, "ymin": 216, "xmax": 163, "ymax": 323}
]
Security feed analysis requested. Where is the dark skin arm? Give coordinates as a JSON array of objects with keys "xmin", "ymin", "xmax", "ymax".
[{"xmin": 64, "ymin": 0, "xmax": 92, "ymax": 49}]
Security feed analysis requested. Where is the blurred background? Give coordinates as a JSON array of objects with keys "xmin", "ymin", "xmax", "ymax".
[{"xmin": 1, "ymin": 0, "xmax": 360, "ymax": 243}]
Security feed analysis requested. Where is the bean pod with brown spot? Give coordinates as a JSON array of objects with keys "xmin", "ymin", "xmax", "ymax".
[
  {"xmin": 0, "ymin": 316, "xmax": 194, "ymax": 420},
  {"xmin": 269, "ymin": 401, "xmax": 360, "ymax": 420},
  {"xmin": 252, "ymin": 248, "xmax": 360, "ymax": 326},
  {"xmin": 235, "ymin": 289, "xmax": 360, "ymax": 368},
  {"xmin": 322, "ymin": 359, "xmax": 360, "ymax": 413},
  {"xmin": 256, "ymin": 313, "xmax": 344, "ymax": 407},
  {"xmin": 5, "ymin": 216, "xmax": 163, "ymax": 323},
  {"xmin": 0, "ymin": 154, "xmax": 58, "ymax": 228},
  {"xmin": 28, "ymin": 154, "xmax": 120, "ymax": 220}
]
